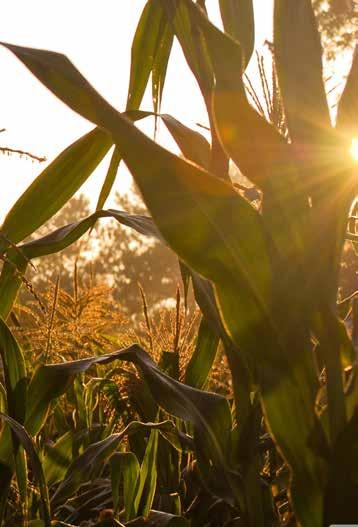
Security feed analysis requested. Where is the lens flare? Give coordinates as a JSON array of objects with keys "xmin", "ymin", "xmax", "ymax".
[{"xmin": 350, "ymin": 137, "xmax": 358, "ymax": 162}]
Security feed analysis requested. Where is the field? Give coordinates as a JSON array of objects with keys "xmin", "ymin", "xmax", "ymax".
[{"xmin": 0, "ymin": 1, "xmax": 357, "ymax": 526}]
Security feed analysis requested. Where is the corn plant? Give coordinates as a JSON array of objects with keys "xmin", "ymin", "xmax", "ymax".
[{"xmin": 0, "ymin": 0, "xmax": 357, "ymax": 525}]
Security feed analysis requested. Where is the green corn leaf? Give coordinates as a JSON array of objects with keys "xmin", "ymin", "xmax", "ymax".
[
  {"xmin": 120, "ymin": 345, "xmax": 232, "ymax": 467},
  {"xmin": 274, "ymin": 0, "xmax": 331, "ymax": 144},
  {"xmin": 160, "ymin": 0, "xmax": 212, "ymax": 96},
  {"xmin": 219, "ymin": 0, "xmax": 254, "ymax": 68},
  {"xmin": 95, "ymin": 112, "xmax": 154, "ymax": 212},
  {"xmin": 178, "ymin": 261, "xmax": 191, "ymax": 311},
  {"xmin": 0, "ymin": 42, "xmax": 324, "ymax": 524},
  {"xmin": 51, "ymin": 432, "xmax": 122, "ymax": 506},
  {"xmin": 160, "ymin": 0, "xmax": 229, "ymax": 180},
  {"xmin": 151, "ymin": 16, "xmax": 173, "ymax": 116},
  {"xmin": 110, "ymin": 452, "xmax": 140, "ymax": 519},
  {"xmin": 0, "ymin": 318, "xmax": 28, "ymax": 521},
  {"xmin": 120, "ymin": 110, "xmax": 211, "ymax": 168},
  {"xmin": 0, "ymin": 252, "xmax": 27, "ymax": 320},
  {"xmin": 0, "ymin": 127, "xmax": 112, "ymax": 250},
  {"xmin": 184, "ymin": 316, "xmax": 219, "ymax": 389},
  {"xmin": 127, "ymin": 0, "xmax": 172, "ymax": 111},
  {"xmin": 0, "ymin": 382, "xmax": 6, "ymax": 413},
  {"xmin": 42, "ymin": 431, "xmax": 74, "ymax": 487},
  {"xmin": 181, "ymin": 1, "xmax": 297, "ymax": 191},
  {"xmin": 95, "ymin": 147, "xmax": 122, "ymax": 211},
  {"xmin": 160, "ymin": 113, "xmax": 210, "ymax": 168},
  {"xmin": 24, "ymin": 345, "xmax": 231, "ymax": 487},
  {"xmin": 51, "ymin": 421, "xmax": 172, "ymax": 507},
  {"xmin": 0, "ymin": 42, "xmax": 273, "ymax": 346},
  {"xmin": 135, "ymin": 428, "xmax": 159, "ymax": 518},
  {"xmin": 0, "ymin": 318, "xmax": 27, "ymax": 425},
  {"xmin": 97, "ymin": 0, "xmax": 174, "ymax": 210},
  {"xmin": 0, "ymin": 413, "xmax": 51, "ymax": 527}
]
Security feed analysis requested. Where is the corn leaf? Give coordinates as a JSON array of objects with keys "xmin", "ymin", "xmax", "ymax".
[
  {"xmin": 95, "ymin": 146, "xmax": 122, "ymax": 211},
  {"xmin": 135, "ymin": 428, "xmax": 159, "ymax": 518},
  {"xmin": 42, "ymin": 431, "xmax": 74, "ymax": 487},
  {"xmin": 151, "ymin": 15, "xmax": 173, "ymax": 116},
  {"xmin": 0, "ymin": 413, "xmax": 51, "ymax": 527},
  {"xmin": 0, "ymin": 43, "xmax": 274, "ymax": 351},
  {"xmin": 161, "ymin": 114, "xmax": 210, "ymax": 168},
  {"xmin": 274, "ymin": 0, "xmax": 331, "ymax": 144},
  {"xmin": 110, "ymin": 452, "xmax": 140, "ymax": 520},
  {"xmin": 0, "ymin": 127, "xmax": 111, "ymax": 250},
  {"xmin": 160, "ymin": 0, "xmax": 229, "ymax": 180},
  {"xmin": 0, "ymin": 209, "xmax": 162, "ymax": 320},
  {"xmin": 184, "ymin": 316, "xmax": 219, "ymax": 389},
  {"xmin": 96, "ymin": 0, "xmax": 173, "ymax": 210},
  {"xmin": 52, "ymin": 421, "xmax": 173, "ymax": 506},
  {"xmin": 127, "ymin": 0, "xmax": 172, "ymax": 111},
  {"xmin": 219, "ymin": 0, "xmax": 254, "ymax": 69},
  {"xmin": 0, "ymin": 319, "xmax": 28, "ymax": 521},
  {"xmin": 0, "ymin": 318, "xmax": 27, "ymax": 425},
  {"xmin": 0, "ymin": 41, "xmax": 323, "ymax": 524}
]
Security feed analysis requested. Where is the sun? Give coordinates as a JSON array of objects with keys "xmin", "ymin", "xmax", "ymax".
[{"xmin": 350, "ymin": 138, "xmax": 358, "ymax": 162}]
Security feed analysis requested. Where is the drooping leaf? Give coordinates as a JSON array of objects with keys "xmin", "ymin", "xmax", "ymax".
[
  {"xmin": 219, "ymin": 0, "xmax": 254, "ymax": 68},
  {"xmin": 0, "ymin": 42, "xmax": 324, "ymax": 524},
  {"xmin": 0, "ymin": 42, "xmax": 274, "ymax": 352},
  {"xmin": 51, "ymin": 421, "xmax": 173, "ymax": 506},
  {"xmin": 0, "ymin": 209, "xmax": 162, "ymax": 320}
]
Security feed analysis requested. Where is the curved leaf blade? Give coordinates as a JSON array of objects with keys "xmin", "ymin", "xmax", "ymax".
[
  {"xmin": 0, "ymin": 209, "xmax": 162, "ymax": 320},
  {"xmin": 0, "ymin": 127, "xmax": 112, "ymax": 249}
]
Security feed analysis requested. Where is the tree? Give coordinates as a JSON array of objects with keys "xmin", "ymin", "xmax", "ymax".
[
  {"xmin": 20, "ymin": 188, "xmax": 181, "ymax": 315},
  {"xmin": 95, "ymin": 185, "xmax": 182, "ymax": 314},
  {"xmin": 22, "ymin": 193, "xmax": 93, "ymax": 295},
  {"xmin": 313, "ymin": 0, "xmax": 357, "ymax": 60}
]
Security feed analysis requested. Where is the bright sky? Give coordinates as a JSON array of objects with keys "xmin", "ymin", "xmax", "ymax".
[{"xmin": 1, "ymin": 1, "xmax": 274, "ymax": 222}]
